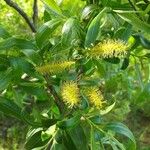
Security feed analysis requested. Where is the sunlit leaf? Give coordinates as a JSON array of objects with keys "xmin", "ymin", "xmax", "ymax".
[
  {"xmin": 42, "ymin": 0, "xmax": 62, "ymax": 15},
  {"xmin": 36, "ymin": 19, "xmax": 62, "ymax": 49},
  {"xmin": 85, "ymin": 7, "xmax": 109, "ymax": 47}
]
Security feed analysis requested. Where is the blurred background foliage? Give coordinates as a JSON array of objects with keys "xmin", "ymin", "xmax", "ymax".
[{"xmin": 0, "ymin": 0, "xmax": 150, "ymax": 150}]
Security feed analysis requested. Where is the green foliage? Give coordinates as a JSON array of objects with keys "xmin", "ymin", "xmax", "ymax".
[{"xmin": 0, "ymin": 0, "xmax": 150, "ymax": 149}]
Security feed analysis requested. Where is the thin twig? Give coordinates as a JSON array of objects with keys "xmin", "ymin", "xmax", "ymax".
[
  {"xmin": 44, "ymin": 75, "xmax": 65, "ymax": 113},
  {"xmin": 4, "ymin": 0, "xmax": 36, "ymax": 32},
  {"xmin": 32, "ymin": 0, "xmax": 38, "ymax": 27},
  {"xmin": 47, "ymin": 84, "xmax": 64, "ymax": 113}
]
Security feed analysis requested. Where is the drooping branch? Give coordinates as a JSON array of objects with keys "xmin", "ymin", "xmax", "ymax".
[
  {"xmin": 32, "ymin": 0, "xmax": 38, "ymax": 27},
  {"xmin": 4, "ymin": 0, "xmax": 36, "ymax": 32}
]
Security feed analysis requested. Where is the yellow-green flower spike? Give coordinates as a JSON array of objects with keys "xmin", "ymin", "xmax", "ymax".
[
  {"xmin": 36, "ymin": 61, "xmax": 75, "ymax": 75},
  {"xmin": 61, "ymin": 81, "xmax": 80, "ymax": 108},
  {"xmin": 89, "ymin": 39, "xmax": 128, "ymax": 58},
  {"xmin": 86, "ymin": 87, "xmax": 105, "ymax": 109}
]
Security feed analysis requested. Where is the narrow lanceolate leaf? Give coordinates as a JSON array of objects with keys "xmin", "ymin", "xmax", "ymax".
[
  {"xmin": 90, "ymin": 125, "xmax": 97, "ymax": 150},
  {"xmin": 85, "ymin": 7, "xmax": 109, "ymax": 48},
  {"xmin": 81, "ymin": 4, "xmax": 99, "ymax": 20},
  {"xmin": 0, "ymin": 25, "xmax": 11, "ymax": 39},
  {"xmin": 109, "ymin": 138, "xmax": 125, "ymax": 150},
  {"xmin": 0, "ymin": 69, "xmax": 12, "ymax": 91},
  {"xmin": 0, "ymin": 54, "xmax": 10, "ymax": 71},
  {"xmin": 25, "ymin": 128, "xmax": 49, "ymax": 150},
  {"xmin": 0, "ymin": 37, "xmax": 36, "ymax": 50},
  {"xmin": 61, "ymin": 18, "xmax": 82, "ymax": 47},
  {"xmin": 57, "ymin": 114, "xmax": 81, "ymax": 129},
  {"xmin": 42, "ymin": 0, "xmax": 62, "ymax": 15},
  {"xmin": 41, "ymin": 124, "xmax": 56, "ymax": 141},
  {"xmin": 36, "ymin": 19, "xmax": 62, "ymax": 49},
  {"xmin": 121, "ymin": 58, "xmax": 129, "ymax": 70},
  {"xmin": 0, "ymin": 98, "xmax": 22, "ymax": 120},
  {"xmin": 100, "ymin": 102, "xmax": 116, "ymax": 115},
  {"xmin": 0, "ymin": 98, "xmax": 40, "ymax": 127},
  {"xmin": 114, "ymin": 23, "xmax": 132, "ymax": 42},
  {"xmin": 22, "ymin": 49, "xmax": 42, "ymax": 64},
  {"xmin": 67, "ymin": 125, "xmax": 89, "ymax": 150},
  {"xmin": 105, "ymin": 122, "xmax": 136, "ymax": 149},
  {"xmin": 139, "ymin": 35, "xmax": 150, "ymax": 49},
  {"xmin": 115, "ymin": 11, "xmax": 150, "ymax": 34}
]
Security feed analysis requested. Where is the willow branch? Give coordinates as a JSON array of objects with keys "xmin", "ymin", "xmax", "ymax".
[
  {"xmin": 47, "ymin": 84, "xmax": 64, "ymax": 113},
  {"xmin": 44, "ymin": 75, "xmax": 65, "ymax": 113},
  {"xmin": 32, "ymin": 0, "xmax": 38, "ymax": 27},
  {"xmin": 4, "ymin": 0, "xmax": 36, "ymax": 32}
]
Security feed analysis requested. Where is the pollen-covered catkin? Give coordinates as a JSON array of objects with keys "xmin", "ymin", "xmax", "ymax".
[
  {"xmin": 36, "ymin": 61, "xmax": 75, "ymax": 75},
  {"xmin": 86, "ymin": 87, "xmax": 105, "ymax": 108},
  {"xmin": 61, "ymin": 81, "xmax": 80, "ymax": 108},
  {"xmin": 89, "ymin": 39, "xmax": 128, "ymax": 58}
]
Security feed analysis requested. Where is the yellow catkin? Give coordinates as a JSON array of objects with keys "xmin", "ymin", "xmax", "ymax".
[
  {"xmin": 86, "ymin": 87, "xmax": 105, "ymax": 108},
  {"xmin": 36, "ymin": 61, "xmax": 75, "ymax": 75},
  {"xmin": 89, "ymin": 39, "xmax": 128, "ymax": 58},
  {"xmin": 61, "ymin": 81, "xmax": 80, "ymax": 108}
]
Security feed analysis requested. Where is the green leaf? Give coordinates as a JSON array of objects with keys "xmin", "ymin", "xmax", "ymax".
[
  {"xmin": 109, "ymin": 138, "xmax": 125, "ymax": 150},
  {"xmin": 19, "ymin": 82, "xmax": 48, "ymax": 101},
  {"xmin": 89, "ymin": 115, "xmax": 102, "ymax": 125},
  {"xmin": 100, "ymin": 102, "xmax": 116, "ymax": 115},
  {"xmin": 10, "ymin": 57, "xmax": 34, "ymax": 75},
  {"xmin": 139, "ymin": 35, "xmax": 150, "ymax": 49},
  {"xmin": 22, "ymin": 49, "xmax": 42, "ymax": 64},
  {"xmin": 114, "ymin": 23, "xmax": 132, "ymax": 42},
  {"xmin": 0, "ymin": 97, "xmax": 22, "ymax": 120},
  {"xmin": 108, "ymin": 140, "xmax": 120, "ymax": 150},
  {"xmin": 105, "ymin": 122, "xmax": 136, "ymax": 149},
  {"xmin": 67, "ymin": 125, "xmax": 88, "ymax": 150},
  {"xmin": 51, "ymin": 141, "xmax": 66, "ymax": 150},
  {"xmin": 0, "ymin": 37, "xmax": 15, "ymax": 50},
  {"xmin": 0, "ymin": 54, "xmax": 10, "ymax": 71},
  {"xmin": 81, "ymin": 4, "xmax": 98, "ymax": 20},
  {"xmin": 137, "ymin": 82, "xmax": 150, "ymax": 104},
  {"xmin": 0, "ymin": 97, "xmax": 40, "ymax": 126},
  {"xmin": 36, "ymin": 19, "xmax": 62, "ymax": 49},
  {"xmin": 85, "ymin": 7, "xmax": 109, "ymax": 48},
  {"xmin": 41, "ymin": 117, "xmax": 58, "ymax": 128},
  {"xmin": 115, "ymin": 11, "xmax": 150, "ymax": 34},
  {"xmin": 0, "ymin": 37, "xmax": 36, "ymax": 50},
  {"xmin": 94, "ymin": 59, "xmax": 106, "ymax": 78},
  {"xmin": 25, "ymin": 128, "xmax": 49, "ymax": 150},
  {"xmin": 61, "ymin": 18, "xmax": 82, "ymax": 47},
  {"xmin": 0, "ymin": 69, "xmax": 12, "ymax": 91},
  {"xmin": 102, "ymin": 2, "xmax": 129, "ymax": 9},
  {"xmin": 57, "ymin": 114, "xmax": 81, "ymax": 129},
  {"xmin": 43, "ymin": 10, "xmax": 52, "ymax": 22},
  {"xmin": 121, "ymin": 58, "xmax": 129, "ymax": 70},
  {"xmin": 42, "ymin": 0, "xmax": 62, "ymax": 15},
  {"xmin": 101, "ymin": 0, "xmax": 109, "ymax": 6},
  {"xmin": 90, "ymin": 125, "xmax": 97, "ymax": 150},
  {"xmin": 62, "ymin": 131, "xmax": 77, "ymax": 150},
  {"xmin": 9, "ymin": 57, "xmax": 34, "ymax": 83},
  {"xmin": 0, "ymin": 25, "xmax": 11, "ymax": 39},
  {"xmin": 15, "ymin": 38, "xmax": 36, "ymax": 49},
  {"xmin": 41, "ymin": 124, "xmax": 56, "ymax": 141}
]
